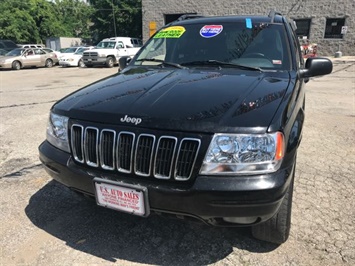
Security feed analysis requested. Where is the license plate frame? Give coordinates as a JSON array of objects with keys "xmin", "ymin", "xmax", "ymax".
[{"xmin": 93, "ymin": 178, "xmax": 150, "ymax": 217}]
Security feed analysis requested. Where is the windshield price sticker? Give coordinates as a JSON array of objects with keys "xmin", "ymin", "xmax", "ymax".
[
  {"xmin": 94, "ymin": 181, "xmax": 146, "ymax": 216},
  {"xmin": 154, "ymin": 26, "xmax": 186, "ymax": 38},
  {"xmin": 200, "ymin": 25, "xmax": 223, "ymax": 38}
]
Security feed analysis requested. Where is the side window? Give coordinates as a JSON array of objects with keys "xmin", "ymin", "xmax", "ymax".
[
  {"xmin": 117, "ymin": 42, "xmax": 124, "ymax": 49},
  {"xmin": 26, "ymin": 49, "xmax": 34, "ymax": 56},
  {"xmin": 136, "ymin": 38, "xmax": 167, "ymax": 63},
  {"xmin": 34, "ymin": 49, "xmax": 45, "ymax": 55},
  {"xmin": 289, "ymin": 22, "xmax": 303, "ymax": 68}
]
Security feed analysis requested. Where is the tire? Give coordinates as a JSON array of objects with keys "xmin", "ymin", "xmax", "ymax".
[
  {"xmin": 105, "ymin": 57, "xmax": 114, "ymax": 68},
  {"xmin": 78, "ymin": 59, "xmax": 85, "ymax": 68},
  {"xmin": 251, "ymin": 166, "xmax": 295, "ymax": 244},
  {"xmin": 45, "ymin": 59, "xmax": 53, "ymax": 68},
  {"xmin": 12, "ymin": 61, "xmax": 21, "ymax": 70}
]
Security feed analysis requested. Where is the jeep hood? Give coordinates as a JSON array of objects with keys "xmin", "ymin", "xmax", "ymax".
[{"xmin": 53, "ymin": 67, "xmax": 291, "ymax": 133}]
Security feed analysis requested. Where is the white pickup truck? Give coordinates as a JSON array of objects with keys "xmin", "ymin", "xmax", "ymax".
[{"xmin": 83, "ymin": 37, "xmax": 142, "ymax": 68}]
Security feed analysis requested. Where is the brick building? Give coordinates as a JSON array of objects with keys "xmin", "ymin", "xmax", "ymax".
[{"xmin": 141, "ymin": 0, "xmax": 354, "ymax": 56}]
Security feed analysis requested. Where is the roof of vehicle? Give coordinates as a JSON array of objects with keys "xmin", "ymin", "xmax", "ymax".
[
  {"xmin": 169, "ymin": 14, "xmax": 285, "ymax": 26},
  {"xmin": 102, "ymin": 37, "xmax": 140, "ymax": 41}
]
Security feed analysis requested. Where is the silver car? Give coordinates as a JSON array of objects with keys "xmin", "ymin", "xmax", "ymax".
[{"xmin": 0, "ymin": 48, "xmax": 58, "ymax": 70}]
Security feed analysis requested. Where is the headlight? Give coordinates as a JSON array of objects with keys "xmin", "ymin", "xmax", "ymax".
[
  {"xmin": 46, "ymin": 112, "xmax": 70, "ymax": 152},
  {"xmin": 200, "ymin": 132, "xmax": 284, "ymax": 175}
]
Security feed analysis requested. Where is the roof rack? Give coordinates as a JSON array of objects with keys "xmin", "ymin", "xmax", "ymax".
[
  {"xmin": 176, "ymin": 14, "xmax": 204, "ymax": 21},
  {"xmin": 268, "ymin": 10, "xmax": 283, "ymax": 23}
]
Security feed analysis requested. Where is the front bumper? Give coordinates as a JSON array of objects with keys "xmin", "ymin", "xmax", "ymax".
[
  {"xmin": 83, "ymin": 57, "xmax": 107, "ymax": 66},
  {"xmin": 39, "ymin": 141, "xmax": 295, "ymax": 225},
  {"xmin": 0, "ymin": 62, "xmax": 12, "ymax": 69},
  {"xmin": 59, "ymin": 61, "xmax": 76, "ymax": 67}
]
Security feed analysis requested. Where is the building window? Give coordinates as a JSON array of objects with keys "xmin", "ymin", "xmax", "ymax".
[
  {"xmin": 294, "ymin": 19, "xmax": 311, "ymax": 39},
  {"xmin": 324, "ymin": 18, "xmax": 345, "ymax": 39}
]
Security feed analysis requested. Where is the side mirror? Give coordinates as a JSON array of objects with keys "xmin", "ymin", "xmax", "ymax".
[
  {"xmin": 118, "ymin": 56, "xmax": 131, "ymax": 72},
  {"xmin": 299, "ymin": 57, "xmax": 333, "ymax": 79}
]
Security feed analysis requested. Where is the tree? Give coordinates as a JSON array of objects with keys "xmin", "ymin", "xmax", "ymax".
[
  {"xmin": 0, "ymin": 0, "xmax": 40, "ymax": 43},
  {"xmin": 89, "ymin": 0, "xmax": 142, "ymax": 44},
  {"xmin": 28, "ymin": 0, "xmax": 68, "ymax": 41},
  {"xmin": 54, "ymin": 0, "xmax": 94, "ymax": 39},
  {"xmin": 0, "ymin": 0, "xmax": 140, "ymax": 45}
]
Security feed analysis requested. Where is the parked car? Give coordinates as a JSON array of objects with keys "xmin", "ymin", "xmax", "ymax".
[
  {"xmin": 83, "ymin": 37, "xmax": 142, "ymax": 68},
  {"xmin": 59, "ymin": 47, "xmax": 94, "ymax": 67},
  {"xmin": 0, "ymin": 48, "xmax": 58, "ymax": 70},
  {"xmin": 0, "ymin": 39, "xmax": 18, "ymax": 52},
  {"xmin": 39, "ymin": 11, "xmax": 333, "ymax": 244}
]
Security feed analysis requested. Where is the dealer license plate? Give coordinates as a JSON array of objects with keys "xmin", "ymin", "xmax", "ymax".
[{"xmin": 93, "ymin": 178, "xmax": 149, "ymax": 217}]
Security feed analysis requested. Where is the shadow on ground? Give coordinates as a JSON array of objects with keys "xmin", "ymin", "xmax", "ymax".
[{"xmin": 25, "ymin": 181, "xmax": 278, "ymax": 265}]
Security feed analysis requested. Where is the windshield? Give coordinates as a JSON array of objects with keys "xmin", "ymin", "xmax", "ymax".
[
  {"xmin": 75, "ymin": 47, "xmax": 88, "ymax": 55},
  {"xmin": 6, "ymin": 48, "xmax": 24, "ymax": 56},
  {"xmin": 96, "ymin": 41, "xmax": 116, "ymax": 49},
  {"xmin": 63, "ymin": 47, "xmax": 78, "ymax": 53},
  {"xmin": 134, "ymin": 22, "xmax": 290, "ymax": 70}
]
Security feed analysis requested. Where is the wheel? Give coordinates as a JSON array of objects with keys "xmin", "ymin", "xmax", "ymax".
[
  {"xmin": 105, "ymin": 57, "xmax": 114, "ymax": 68},
  {"xmin": 251, "ymin": 166, "xmax": 295, "ymax": 244},
  {"xmin": 12, "ymin": 61, "xmax": 21, "ymax": 70},
  {"xmin": 45, "ymin": 59, "xmax": 53, "ymax": 68},
  {"xmin": 78, "ymin": 59, "xmax": 85, "ymax": 68}
]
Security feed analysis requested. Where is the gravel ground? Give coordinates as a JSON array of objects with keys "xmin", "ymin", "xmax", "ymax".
[{"xmin": 0, "ymin": 60, "xmax": 354, "ymax": 266}]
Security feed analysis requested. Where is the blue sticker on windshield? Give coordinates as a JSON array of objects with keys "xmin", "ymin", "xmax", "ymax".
[
  {"xmin": 200, "ymin": 25, "xmax": 223, "ymax": 38},
  {"xmin": 246, "ymin": 18, "xmax": 252, "ymax": 29}
]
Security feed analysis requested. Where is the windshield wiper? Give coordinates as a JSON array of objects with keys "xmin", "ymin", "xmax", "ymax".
[
  {"xmin": 181, "ymin": 60, "xmax": 263, "ymax": 71},
  {"xmin": 136, "ymin": 58, "xmax": 186, "ymax": 69}
]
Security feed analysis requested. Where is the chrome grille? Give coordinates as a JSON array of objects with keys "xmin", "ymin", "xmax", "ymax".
[
  {"xmin": 117, "ymin": 132, "xmax": 135, "ymax": 173},
  {"xmin": 71, "ymin": 124, "xmax": 201, "ymax": 181},
  {"xmin": 154, "ymin": 137, "xmax": 177, "ymax": 179},
  {"xmin": 135, "ymin": 134, "xmax": 155, "ymax": 176},
  {"xmin": 84, "ymin": 127, "xmax": 99, "ymax": 167},
  {"xmin": 83, "ymin": 52, "xmax": 98, "ymax": 57},
  {"xmin": 100, "ymin": 130, "xmax": 116, "ymax": 170}
]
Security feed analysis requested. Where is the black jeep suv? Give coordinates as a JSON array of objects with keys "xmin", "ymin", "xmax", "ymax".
[{"xmin": 39, "ymin": 12, "xmax": 332, "ymax": 244}]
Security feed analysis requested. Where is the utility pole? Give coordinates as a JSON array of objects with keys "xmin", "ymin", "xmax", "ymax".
[{"xmin": 112, "ymin": 0, "xmax": 117, "ymax": 36}]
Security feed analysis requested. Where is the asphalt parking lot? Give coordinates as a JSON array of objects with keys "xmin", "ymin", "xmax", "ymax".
[{"xmin": 0, "ymin": 61, "xmax": 354, "ymax": 266}]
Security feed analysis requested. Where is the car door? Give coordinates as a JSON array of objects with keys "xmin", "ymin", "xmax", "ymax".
[
  {"xmin": 116, "ymin": 41, "xmax": 130, "ymax": 57},
  {"xmin": 22, "ymin": 49, "xmax": 38, "ymax": 67},
  {"xmin": 34, "ymin": 49, "xmax": 47, "ymax": 66}
]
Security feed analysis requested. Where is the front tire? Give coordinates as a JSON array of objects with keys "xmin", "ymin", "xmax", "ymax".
[
  {"xmin": 78, "ymin": 59, "xmax": 85, "ymax": 68},
  {"xmin": 45, "ymin": 59, "xmax": 53, "ymax": 68},
  {"xmin": 12, "ymin": 61, "xmax": 21, "ymax": 70},
  {"xmin": 105, "ymin": 56, "xmax": 114, "ymax": 68},
  {"xmin": 252, "ymin": 167, "xmax": 295, "ymax": 244}
]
